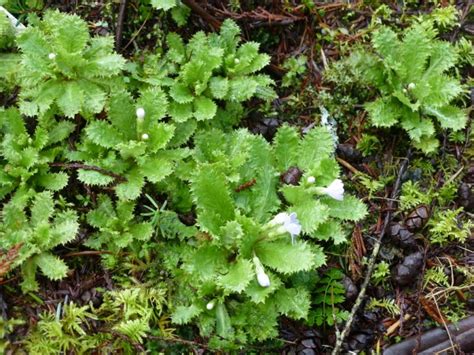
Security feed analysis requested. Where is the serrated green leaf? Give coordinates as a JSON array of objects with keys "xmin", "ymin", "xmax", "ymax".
[
  {"xmin": 36, "ymin": 172, "xmax": 69, "ymax": 191},
  {"xmin": 193, "ymin": 96, "xmax": 217, "ymax": 121},
  {"xmin": 56, "ymin": 81, "xmax": 84, "ymax": 118},
  {"xmin": 209, "ymin": 76, "xmax": 229, "ymax": 99},
  {"xmin": 77, "ymin": 169, "xmax": 115, "ymax": 186},
  {"xmin": 292, "ymin": 199, "xmax": 330, "ymax": 234},
  {"xmin": 172, "ymin": 304, "xmax": 201, "ymax": 325},
  {"xmin": 274, "ymin": 288, "xmax": 311, "ymax": 319},
  {"xmin": 85, "ymin": 120, "xmax": 123, "ymax": 148},
  {"xmin": 245, "ymin": 272, "xmax": 282, "ymax": 304},
  {"xmin": 425, "ymin": 105, "xmax": 467, "ymax": 131},
  {"xmin": 169, "ymin": 101, "xmax": 193, "ymax": 122},
  {"xmin": 151, "ymin": 0, "xmax": 177, "ymax": 11},
  {"xmin": 191, "ymin": 165, "xmax": 235, "ymax": 235},
  {"xmin": 256, "ymin": 240, "xmax": 317, "ymax": 274},
  {"xmin": 273, "ymin": 125, "xmax": 300, "ymax": 171},
  {"xmin": 170, "ymin": 82, "xmax": 194, "ymax": 103},
  {"xmin": 115, "ymin": 169, "xmax": 145, "ymax": 200},
  {"xmin": 298, "ymin": 126, "xmax": 334, "ymax": 170},
  {"xmin": 217, "ymin": 258, "xmax": 254, "ymax": 294},
  {"xmin": 35, "ymin": 252, "xmax": 68, "ymax": 281},
  {"xmin": 323, "ymin": 195, "xmax": 367, "ymax": 221}
]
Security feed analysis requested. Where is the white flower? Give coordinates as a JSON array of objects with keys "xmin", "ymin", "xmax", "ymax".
[
  {"xmin": 136, "ymin": 107, "xmax": 145, "ymax": 120},
  {"xmin": 307, "ymin": 176, "xmax": 316, "ymax": 184},
  {"xmin": 234, "ymin": 58, "xmax": 240, "ymax": 64},
  {"xmin": 48, "ymin": 53, "xmax": 56, "ymax": 60},
  {"xmin": 253, "ymin": 256, "xmax": 270, "ymax": 288},
  {"xmin": 268, "ymin": 212, "xmax": 302, "ymax": 244},
  {"xmin": 206, "ymin": 301, "xmax": 215, "ymax": 310},
  {"xmin": 141, "ymin": 133, "xmax": 149, "ymax": 140},
  {"xmin": 407, "ymin": 82, "xmax": 416, "ymax": 90},
  {"xmin": 322, "ymin": 179, "xmax": 344, "ymax": 201}
]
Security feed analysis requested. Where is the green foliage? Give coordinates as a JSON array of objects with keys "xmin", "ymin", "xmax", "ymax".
[
  {"xmin": 308, "ymin": 268, "xmax": 349, "ymax": 326},
  {"xmin": 372, "ymin": 261, "xmax": 390, "ymax": 286},
  {"xmin": 0, "ymin": 108, "xmax": 73, "ymax": 199},
  {"xmin": 0, "ymin": 190, "xmax": 78, "ymax": 291},
  {"xmin": 428, "ymin": 208, "xmax": 473, "ymax": 245},
  {"xmin": 17, "ymin": 10, "xmax": 126, "ymax": 118},
  {"xmin": 143, "ymin": 19, "xmax": 275, "ymax": 127},
  {"xmin": 282, "ymin": 55, "xmax": 307, "ymax": 88},
  {"xmin": 367, "ymin": 298, "xmax": 400, "ymax": 318},
  {"xmin": 0, "ymin": 11, "xmax": 15, "ymax": 49},
  {"xmin": 161, "ymin": 126, "xmax": 366, "ymax": 346},
  {"xmin": 24, "ymin": 287, "xmax": 167, "ymax": 353},
  {"xmin": 86, "ymin": 194, "xmax": 154, "ymax": 259},
  {"xmin": 351, "ymin": 21, "xmax": 467, "ymax": 153},
  {"xmin": 399, "ymin": 180, "xmax": 432, "ymax": 211}
]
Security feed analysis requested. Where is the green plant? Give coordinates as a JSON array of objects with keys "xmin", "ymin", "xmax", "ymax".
[
  {"xmin": 350, "ymin": 21, "xmax": 467, "ymax": 153},
  {"xmin": 160, "ymin": 126, "xmax": 366, "ymax": 348},
  {"xmin": 0, "ymin": 11, "xmax": 15, "ymax": 49},
  {"xmin": 428, "ymin": 208, "xmax": 473, "ymax": 245},
  {"xmin": 399, "ymin": 181, "xmax": 432, "ymax": 211},
  {"xmin": 423, "ymin": 266, "xmax": 449, "ymax": 288},
  {"xmin": 0, "ymin": 189, "xmax": 79, "ymax": 292},
  {"xmin": 308, "ymin": 268, "xmax": 349, "ymax": 326},
  {"xmin": 17, "ymin": 10, "xmax": 126, "ymax": 118},
  {"xmin": 372, "ymin": 260, "xmax": 390, "ymax": 285},
  {"xmin": 367, "ymin": 297, "xmax": 400, "ymax": 318},
  {"xmin": 282, "ymin": 55, "xmax": 307, "ymax": 88},
  {"xmin": 150, "ymin": 0, "xmax": 190, "ymax": 26},
  {"xmin": 0, "ymin": 108, "xmax": 74, "ymax": 199},
  {"xmin": 86, "ymin": 194, "xmax": 154, "ymax": 266},
  {"xmin": 69, "ymin": 91, "xmax": 185, "ymax": 201},
  {"xmin": 143, "ymin": 19, "xmax": 275, "ymax": 128}
]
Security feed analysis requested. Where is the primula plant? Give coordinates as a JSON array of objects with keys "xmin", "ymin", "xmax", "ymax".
[
  {"xmin": 142, "ymin": 19, "xmax": 275, "ymax": 128},
  {"xmin": 0, "ymin": 189, "xmax": 79, "ymax": 292},
  {"xmin": 161, "ymin": 126, "xmax": 366, "ymax": 348},
  {"xmin": 351, "ymin": 20, "xmax": 467, "ymax": 153},
  {"xmin": 17, "ymin": 10, "xmax": 126, "ymax": 118}
]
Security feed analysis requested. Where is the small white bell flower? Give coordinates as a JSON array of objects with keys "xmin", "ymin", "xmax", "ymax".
[
  {"xmin": 322, "ymin": 179, "xmax": 344, "ymax": 201},
  {"xmin": 253, "ymin": 256, "xmax": 270, "ymax": 288},
  {"xmin": 48, "ymin": 53, "xmax": 56, "ymax": 60},
  {"xmin": 136, "ymin": 107, "xmax": 145, "ymax": 120},
  {"xmin": 141, "ymin": 133, "xmax": 149, "ymax": 140},
  {"xmin": 407, "ymin": 82, "xmax": 416, "ymax": 90},
  {"xmin": 268, "ymin": 212, "xmax": 302, "ymax": 244},
  {"xmin": 307, "ymin": 176, "xmax": 316, "ymax": 184},
  {"xmin": 206, "ymin": 300, "xmax": 215, "ymax": 310},
  {"xmin": 234, "ymin": 58, "xmax": 240, "ymax": 64}
]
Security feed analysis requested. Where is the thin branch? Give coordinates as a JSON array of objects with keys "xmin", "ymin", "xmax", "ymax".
[
  {"xmin": 49, "ymin": 162, "xmax": 127, "ymax": 183},
  {"xmin": 115, "ymin": 0, "xmax": 127, "ymax": 52},
  {"xmin": 331, "ymin": 149, "xmax": 412, "ymax": 354},
  {"xmin": 181, "ymin": 0, "xmax": 221, "ymax": 30}
]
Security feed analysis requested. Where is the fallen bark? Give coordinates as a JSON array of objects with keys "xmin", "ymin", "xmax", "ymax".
[{"xmin": 383, "ymin": 316, "xmax": 474, "ymax": 355}]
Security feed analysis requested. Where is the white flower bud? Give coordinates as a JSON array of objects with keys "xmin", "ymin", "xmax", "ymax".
[
  {"xmin": 48, "ymin": 53, "xmax": 56, "ymax": 60},
  {"xmin": 136, "ymin": 107, "xmax": 145, "ymax": 120},
  {"xmin": 253, "ymin": 256, "xmax": 271, "ymax": 288},
  {"xmin": 257, "ymin": 271, "xmax": 271, "ymax": 288},
  {"xmin": 402, "ymin": 88, "xmax": 407, "ymax": 93},
  {"xmin": 407, "ymin": 82, "xmax": 416, "ymax": 90},
  {"xmin": 141, "ymin": 133, "xmax": 149, "ymax": 140},
  {"xmin": 234, "ymin": 58, "xmax": 240, "ymax": 64},
  {"xmin": 307, "ymin": 176, "xmax": 316, "ymax": 184},
  {"xmin": 206, "ymin": 301, "xmax": 215, "ymax": 310}
]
